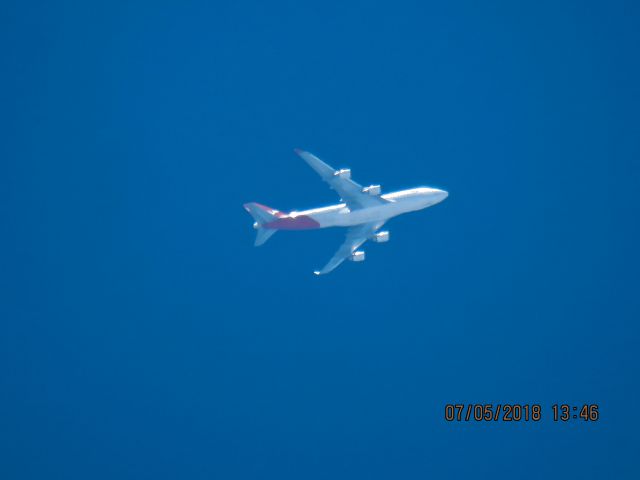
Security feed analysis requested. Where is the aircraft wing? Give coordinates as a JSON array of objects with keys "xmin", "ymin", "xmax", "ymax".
[
  {"xmin": 294, "ymin": 149, "xmax": 388, "ymax": 210},
  {"xmin": 314, "ymin": 221, "xmax": 385, "ymax": 275}
]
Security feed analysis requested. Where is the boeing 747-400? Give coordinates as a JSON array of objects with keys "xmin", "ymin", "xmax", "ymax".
[{"xmin": 244, "ymin": 149, "xmax": 448, "ymax": 275}]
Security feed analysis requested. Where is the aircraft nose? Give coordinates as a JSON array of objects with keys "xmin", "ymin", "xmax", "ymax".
[{"xmin": 434, "ymin": 189, "xmax": 448, "ymax": 202}]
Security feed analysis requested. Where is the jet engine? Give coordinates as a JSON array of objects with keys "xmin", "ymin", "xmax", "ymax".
[
  {"xmin": 372, "ymin": 231, "xmax": 389, "ymax": 243},
  {"xmin": 362, "ymin": 184, "xmax": 381, "ymax": 196},
  {"xmin": 349, "ymin": 250, "xmax": 365, "ymax": 262},
  {"xmin": 334, "ymin": 168, "xmax": 351, "ymax": 179}
]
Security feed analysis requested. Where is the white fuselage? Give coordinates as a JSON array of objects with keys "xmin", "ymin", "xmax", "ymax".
[{"xmin": 290, "ymin": 187, "xmax": 448, "ymax": 228}]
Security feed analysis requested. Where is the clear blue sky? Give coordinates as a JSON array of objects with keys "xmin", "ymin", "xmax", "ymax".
[{"xmin": 2, "ymin": 1, "xmax": 639, "ymax": 478}]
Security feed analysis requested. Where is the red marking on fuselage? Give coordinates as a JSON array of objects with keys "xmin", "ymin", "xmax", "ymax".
[
  {"xmin": 264, "ymin": 215, "xmax": 320, "ymax": 230},
  {"xmin": 252, "ymin": 202, "xmax": 285, "ymax": 218}
]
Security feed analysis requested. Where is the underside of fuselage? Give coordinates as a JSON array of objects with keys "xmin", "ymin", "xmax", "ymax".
[{"xmin": 262, "ymin": 187, "xmax": 447, "ymax": 230}]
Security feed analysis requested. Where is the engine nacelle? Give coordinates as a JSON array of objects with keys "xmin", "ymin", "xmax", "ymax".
[
  {"xmin": 372, "ymin": 231, "xmax": 389, "ymax": 243},
  {"xmin": 334, "ymin": 168, "xmax": 351, "ymax": 179},
  {"xmin": 362, "ymin": 184, "xmax": 381, "ymax": 196},
  {"xmin": 349, "ymin": 250, "xmax": 365, "ymax": 262}
]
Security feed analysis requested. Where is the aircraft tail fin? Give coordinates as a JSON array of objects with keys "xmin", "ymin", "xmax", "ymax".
[{"xmin": 243, "ymin": 202, "xmax": 281, "ymax": 246}]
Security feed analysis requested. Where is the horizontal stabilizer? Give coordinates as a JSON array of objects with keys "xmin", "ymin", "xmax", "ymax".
[
  {"xmin": 254, "ymin": 228, "xmax": 277, "ymax": 246},
  {"xmin": 244, "ymin": 202, "xmax": 281, "ymax": 246},
  {"xmin": 243, "ymin": 202, "xmax": 281, "ymax": 225}
]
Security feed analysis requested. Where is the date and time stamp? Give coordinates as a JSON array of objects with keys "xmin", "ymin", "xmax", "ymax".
[{"xmin": 444, "ymin": 404, "xmax": 600, "ymax": 423}]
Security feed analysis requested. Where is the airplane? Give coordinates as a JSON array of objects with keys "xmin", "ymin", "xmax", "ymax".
[{"xmin": 243, "ymin": 149, "xmax": 448, "ymax": 275}]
